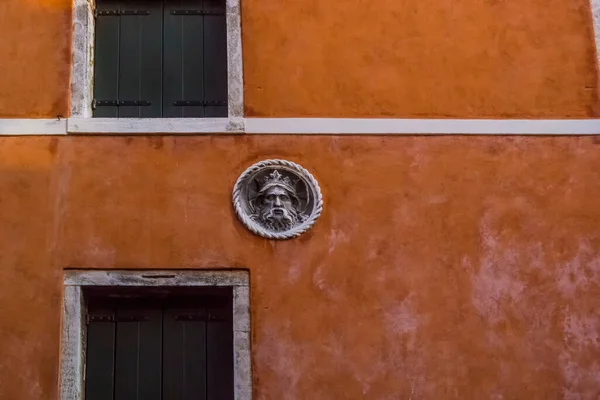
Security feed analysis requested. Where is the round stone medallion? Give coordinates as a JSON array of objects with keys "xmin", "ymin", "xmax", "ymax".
[{"xmin": 232, "ymin": 159, "xmax": 323, "ymax": 239}]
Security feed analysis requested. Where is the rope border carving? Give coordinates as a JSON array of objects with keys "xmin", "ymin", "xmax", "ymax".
[{"xmin": 232, "ymin": 159, "xmax": 323, "ymax": 239}]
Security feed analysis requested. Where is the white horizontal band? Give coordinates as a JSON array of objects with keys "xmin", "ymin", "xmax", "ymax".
[
  {"xmin": 0, "ymin": 118, "xmax": 597, "ymax": 135},
  {"xmin": 68, "ymin": 117, "xmax": 244, "ymax": 134},
  {"xmin": 0, "ymin": 119, "xmax": 67, "ymax": 135},
  {"xmin": 245, "ymin": 118, "xmax": 600, "ymax": 135}
]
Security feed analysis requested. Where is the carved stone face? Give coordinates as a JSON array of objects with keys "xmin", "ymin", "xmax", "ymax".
[
  {"xmin": 256, "ymin": 185, "xmax": 300, "ymax": 232},
  {"xmin": 234, "ymin": 161, "xmax": 322, "ymax": 239}
]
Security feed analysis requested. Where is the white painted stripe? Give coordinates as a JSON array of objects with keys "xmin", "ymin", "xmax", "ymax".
[
  {"xmin": 0, "ymin": 119, "xmax": 67, "ymax": 135},
  {"xmin": 0, "ymin": 117, "xmax": 598, "ymax": 135},
  {"xmin": 67, "ymin": 117, "xmax": 245, "ymax": 134},
  {"xmin": 245, "ymin": 118, "xmax": 600, "ymax": 135}
]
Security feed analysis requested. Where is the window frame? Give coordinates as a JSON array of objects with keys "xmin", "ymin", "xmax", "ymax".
[
  {"xmin": 60, "ymin": 270, "xmax": 252, "ymax": 400},
  {"xmin": 69, "ymin": 0, "xmax": 244, "ymax": 132}
]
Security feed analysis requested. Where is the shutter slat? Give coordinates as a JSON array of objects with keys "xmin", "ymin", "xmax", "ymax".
[
  {"xmin": 118, "ymin": 0, "xmax": 162, "ymax": 117},
  {"xmin": 207, "ymin": 304, "xmax": 234, "ymax": 400},
  {"xmin": 183, "ymin": 320, "xmax": 208, "ymax": 398},
  {"xmin": 85, "ymin": 308, "xmax": 116, "ymax": 400},
  {"xmin": 162, "ymin": 307, "xmax": 186, "ymax": 399},
  {"xmin": 163, "ymin": 307, "xmax": 208, "ymax": 399},
  {"xmin": 203, "ymin": 0, "xmax": 228, "ymax": 117},
  {"xmin": 114, "ymin": 307, "xmax": 162, "ymax": 400},
  {"xmin": 182, "ymin": 5, "xmax": 207, "ymax": 118},
  {"xmin": 117, "ymin": 2, "xmax": 141, "ymax": 117},
  {"xmin": 163, "ymin": 0, "xmax": 205, "ymax": 118},
  {"xmin": 138, "ymin": 308, "xmax": 163, "ymax": 399},
  {"xmin": 140, "ymin": 0, "xmax": 164, "ymax": 117},
  {"xmin": 93, "ymin": 0, "xmax": 121, "ymax": 117}
]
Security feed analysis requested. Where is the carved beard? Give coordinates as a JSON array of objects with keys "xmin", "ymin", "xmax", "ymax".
[{"xmin": 259, "ymin": 206, "xmax": 298, "ymax": 232}]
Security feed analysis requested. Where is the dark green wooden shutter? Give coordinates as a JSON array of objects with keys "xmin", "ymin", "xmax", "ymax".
[
  {"xmin": 163, "ymin": 0, "xmax": 205, "ymax": 118},
  {"xmin": 114, "ymin": 308, "xmax": 162, "ymax": 400},
  {"xmin": 202, "ymin": 0, "xmax": 228, "ymax": 118},
  {"xmin": 162, "ymin": 307, "xmax": 209, "ymax": 399},
  {"xmin": 93, "ymin": 0, "xmax": 163, "ymax": 117},
  {"xmin": 86, "ymin": 304, "xmax": 163, "ymax": 400},
  {"xmin": 117, "ymin": 0, "xmax": 163, "ymax": 117},
  {"xmin": 162, "ymin": 300, "xmax": 234, "ymax": 399},
  {"xmin": 163, "ymin": 0, "xmax": 228, "ymax": 118},
  {"xmin": 85, "ymin": 307, "xmax": 116, "ymax": 400},
  {"xmin": 94, "ymin": 0, "xmax": 227, "ymax": 118},
  {"xmin": 85, "ymin": 292, "xmax": 234, "ymax": 400},
  {"xmin": 93, "ymin": 0, "xmax": 121, "ymax": 117},
  {"xmin": 206, "ymin": 304, "xmax": 234, "ymax": 400}
]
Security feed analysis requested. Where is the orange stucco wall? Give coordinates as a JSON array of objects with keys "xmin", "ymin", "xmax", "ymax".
[
  {"xmin": 0, "ymin": 0, "xmax": 599, "ymax": 118},
  {"xmin": 243, "ymin": 0, "xmax": 600, "ymax": 118},
  {"xmin": 0, "ymin": 0, "xmax": 600, "ymax": 399},
  {"xmin": 1, "ymin": 137, "xmax": 600, "ymax": 399},
  {"xmin": 0, "ymin": 0, "xmax": 72, "ymax": 118}
]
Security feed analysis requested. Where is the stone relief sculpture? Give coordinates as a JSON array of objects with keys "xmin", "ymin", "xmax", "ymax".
[
  {"xmin": 250, "ymin": 170, "xmax": 309, "ymax": 232},
  {"xmin": 233, "ymin": 160, "xmax": 323, "ymax": 239}
]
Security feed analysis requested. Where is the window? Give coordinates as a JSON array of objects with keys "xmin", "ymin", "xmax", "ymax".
[
  {"xmin": 60, "ymin": 270, "xmax": 251, "ymax": 400},
  {"xmin": 93, "ymin": 0, "xmax": 228, "ymax": 118},
  {"xmin": 84, "ymin": 286, "xmax": 233, "ymax": 399}
]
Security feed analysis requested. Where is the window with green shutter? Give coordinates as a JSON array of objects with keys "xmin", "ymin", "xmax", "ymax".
[
  {"xmin": 84, "ymin": 286, "xmax": 234, "ymax": 400},
  {"xmin": 93, "ymin": 0, "xmax": 228, "ymax": 118}
]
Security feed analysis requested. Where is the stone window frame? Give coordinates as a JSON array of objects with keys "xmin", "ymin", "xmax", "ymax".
[
  {"xmin": 69, "ymin": 0, "xmax": 244, "ymax": 133},
  {"xmin": 59, "ymin": 270, "xmax": 251, "ymax": 400}
]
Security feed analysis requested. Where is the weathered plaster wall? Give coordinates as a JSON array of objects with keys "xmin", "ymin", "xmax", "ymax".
[
  {"xmin": 0, "ymin": 0, "xmax": 72, "ymax": 117},
  {"xmin": 0, "ymin": 139, "xmax": 60, "ymax": 399},
  {"xmin": 0, "ymin": 136, "xmax": 599, "ymax": 399},
  {"xmin": 0, "ymin": 0, "xmax": 599, "ymax": 117},
  {"xmin": 242, "ymin": 0, "xmax": 600, "ymax": 117},
  {"xmin": 0, "ymin": 0, "xmax": 599, "ymax": 399}
]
